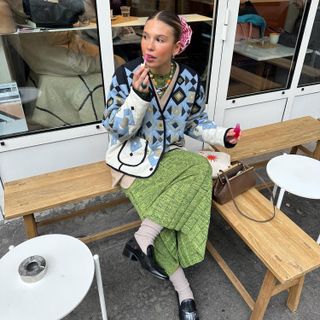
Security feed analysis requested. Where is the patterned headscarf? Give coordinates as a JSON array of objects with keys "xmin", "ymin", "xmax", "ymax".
[{"xmin": 178, "ymin": 16, "xmax": 193, "ymax": 54}]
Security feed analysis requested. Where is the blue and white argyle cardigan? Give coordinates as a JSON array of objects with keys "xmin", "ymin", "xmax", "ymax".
[{"xmin": 102, "ymin": 57, "xmax": 228, "ymax": 178}]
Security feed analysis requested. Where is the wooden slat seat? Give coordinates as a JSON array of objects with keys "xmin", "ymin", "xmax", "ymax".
[
  {"xmin": 208, "ymin": 188, "xmax": 320, "ymax": 319},
  {"xmin": 4, "ymin": 117, "xmax": 320, "ymax": 239},
  {"xmin": 4, "ymin": 162, "xmax": 139, "ymax": 243},
  {"xmin": 214, "ymin": 116, "xmax": 320, "ymax": 163},
  {"xmin": 5, "ymin": 162, "xmax": 117, "ymax": 218}
]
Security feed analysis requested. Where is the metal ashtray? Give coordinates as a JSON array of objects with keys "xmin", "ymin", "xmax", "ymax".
[{"xmin": 18, "ymin": 255, "xmax": 47, "ymax": 283}]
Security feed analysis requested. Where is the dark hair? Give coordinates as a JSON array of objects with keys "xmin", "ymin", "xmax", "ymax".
[{"xmin": 146, "ymin": 10, "xmax": 182, "ymax": 42}]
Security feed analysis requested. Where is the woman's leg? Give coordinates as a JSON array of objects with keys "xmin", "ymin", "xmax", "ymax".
[
  {"xmin": 170, "ymin": 266, "xmax": 193, "ymax": 304},
  {"xmin": 170, "ymin": 266, "xmax": 199, "ymax": 320},
  {"xmin": 134, "ymin": 218, "xmax": 163, "ymax": 254},
  {"xmin": 124, "ymin": 150, "xmax": 212, "ymax": 275}
]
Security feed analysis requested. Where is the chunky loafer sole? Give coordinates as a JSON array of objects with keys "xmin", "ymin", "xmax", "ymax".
[
  {"xmin": 122, "ymin": 237, "xmax": 168, "ymax": 280},
  {"xmin": 123, "ymin": 246, "xmax": 138, "ymax": 261},
  {"xmin": 179, "ymin": 299, "xmax": 199, "ymax": 320}
]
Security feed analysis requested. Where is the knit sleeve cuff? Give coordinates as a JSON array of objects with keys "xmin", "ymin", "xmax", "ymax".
[{"xmin": 132, "ymin": 87, "xmax": 152, "ymax": 102}]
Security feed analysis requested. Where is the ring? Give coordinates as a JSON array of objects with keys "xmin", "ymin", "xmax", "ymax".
[{"xmin": 140, "ymin": 83, "xmax": 147, "ymax": 89}]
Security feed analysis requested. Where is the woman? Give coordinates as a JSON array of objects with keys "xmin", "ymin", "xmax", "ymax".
[{"xmin": 103, "ymin": 10, "xmax": 239, "ymax": 320}]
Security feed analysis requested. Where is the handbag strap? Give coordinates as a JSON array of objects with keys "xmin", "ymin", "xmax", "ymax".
[{"xmin": 223, "ymin": 169, "xmax": 276, "ymax": 223}]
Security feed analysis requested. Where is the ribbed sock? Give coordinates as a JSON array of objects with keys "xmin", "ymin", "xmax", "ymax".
[
  {"xmin": 169, "ymin": 266, "xmax": 194, "ymax": 304},
  {"xmin": 134, "ymin": 218, "xmax": 163, "ymax": 254}
]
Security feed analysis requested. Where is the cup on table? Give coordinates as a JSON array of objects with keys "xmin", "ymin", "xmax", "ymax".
[
  {"xmin": 120, "ymin": 6, "xmax": 130, "ymax": 17},
  {"xmin": 269, "ymin": 33, "xmax": 280, "ymax": 45}
]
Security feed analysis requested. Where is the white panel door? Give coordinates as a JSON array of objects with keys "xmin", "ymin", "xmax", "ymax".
[{"xmin": 211, "ymin": 0, "xmax": 320, "ymax": 127}]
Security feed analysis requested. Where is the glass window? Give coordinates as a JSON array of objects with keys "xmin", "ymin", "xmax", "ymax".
[
  {"xmin": 110, "ymin": 0, "xmax": 215, "ymax": 94},
  {"xmin": 227, "ymin": 0, "xmax": 309, "ymax": 99},
  {"xmin": 0, "ymin": 0, "xmax": 104, "ymax": 138},
  {"xmin": 298, "ymin": 1, "xmax": 320, "ymax": 86}
]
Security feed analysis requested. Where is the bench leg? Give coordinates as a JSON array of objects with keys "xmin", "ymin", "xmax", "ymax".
[
  {"xmin": 23, "ymin": 214, "xmax": 38, "ymax": 238},
  {"xmin": 250, "ymin": 270, "xmax": 277, "ymax": 320},
  {"xmin": 313, "ymin": 140, "xmax": 320, "ymax": 160},
  {"xmin": 287, "ymin": 275, "xmax": 305, "ymax": 312},
  {"xmin": 290, "ymin": 146, "xmax": 298, "ymax": 154}
]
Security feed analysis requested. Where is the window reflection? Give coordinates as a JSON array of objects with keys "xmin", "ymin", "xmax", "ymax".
[
  {"xmin": 0, "ymin": 0, "xmax": 106, "ymax": 137},
  {"xmin": 299, "ymin": 1, "xmax": 320, "ymax": 86},
  {"xmin": 228, "ymin": 0, "xmax": 308, "ymax": 99},
  {"xmin": 6, "ymin": 30, "xmax": 104, "ymax": 129},
  {"xmin": 110, "ymin": 0, "xmax": 215, "ymax": 93},
  {"xmin": 0, "ymin": 0, "xmax": 216, "ymax": 138}
]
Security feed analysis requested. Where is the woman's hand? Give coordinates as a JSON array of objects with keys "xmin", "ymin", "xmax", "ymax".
[
  {"xmin": 132, "ymin": 65, "xmax": 150, "ymax": 94},
  {"xmin": 226, "ymin": 128, "xmax": 241, "ymax": 145}
]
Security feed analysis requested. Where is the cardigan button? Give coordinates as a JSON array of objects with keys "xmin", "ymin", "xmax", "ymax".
[
  {"xmin": 131, "ymin": 106, "xmax": 135, "ymax": 110},
  {"xmin": 130, "ymin": 153, "xmax": 133, "ymax": 156},
  {"xmin": 149, "ymin": 167, "xmax": 153, "ymax": 171}
]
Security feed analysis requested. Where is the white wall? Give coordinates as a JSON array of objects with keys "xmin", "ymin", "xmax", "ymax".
[
  {"xmin": 290, "ymin": 92, "xmax": 320, "ymax": 119},
  {"xmin": 222, "ymin": 99, "xmax": 287, "ymax": 129},
  {"xmin": 0, "ymin": 130, "xmax": 108, "ymax": 183}
]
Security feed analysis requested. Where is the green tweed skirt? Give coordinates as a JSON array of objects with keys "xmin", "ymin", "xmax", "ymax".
[{"xmin": 123, "ymin": 149, "xmax": 212, "ymax": 276}]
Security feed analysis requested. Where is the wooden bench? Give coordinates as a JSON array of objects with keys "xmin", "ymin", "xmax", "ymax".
[
  {"xmin": 3, "ymin": 116, "xmax": 320, "ymax": 241},
  {"xmin": 213, "ymin": 116, "xmax": 320, "ymax": 165},
  {"xmin": 3, "ymin": 161, "xmax": 139, "ymax": 243},
  {"xmin": 207, "ymin": 188, "xmax": 320, "ymax": 320}
]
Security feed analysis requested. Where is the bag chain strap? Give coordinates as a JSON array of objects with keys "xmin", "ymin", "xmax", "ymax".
[{"xmin": 223, "ymin": 169, "xmax": 276, "ymax": 223}]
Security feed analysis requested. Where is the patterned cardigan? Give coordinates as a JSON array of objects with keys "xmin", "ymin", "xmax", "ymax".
[{"xmin": 102, "ymin": 57, "xmax": 229, "ymax": 178}]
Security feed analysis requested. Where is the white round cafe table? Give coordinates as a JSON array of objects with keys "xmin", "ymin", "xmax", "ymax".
[
  {"xmin": 267, "ymin": 154, "xmax": 320, "ymax": 243},
  {"xmin": 0, "ymin": 234, "xmax": 108, "ymax": 320}
]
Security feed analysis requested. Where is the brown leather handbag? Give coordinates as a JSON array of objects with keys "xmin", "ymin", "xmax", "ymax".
[
  {"xmin": 213, "ymin": 162, "xmax": 255, "ymax": 204},
  {"xmin": 212, "ymin": 162, "xmax": 276, "ymax": 223}
]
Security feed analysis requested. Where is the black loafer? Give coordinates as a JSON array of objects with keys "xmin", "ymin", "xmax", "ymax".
[
  {"xmin": 179, "ymin": 299, "xmax": 199, "ymax": 320},
  {"xmin": 122, "ymin": 237, "xmax": 168, "ymax": 280}
]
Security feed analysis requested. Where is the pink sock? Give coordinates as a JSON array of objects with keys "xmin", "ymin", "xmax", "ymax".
[
  {"xmin": 170, "ymin": 267, "xmax": 194, "ymax": 304},
  {"xmin": 134, "ymin": 218, "xmax": 163, "ymax": 254}
]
